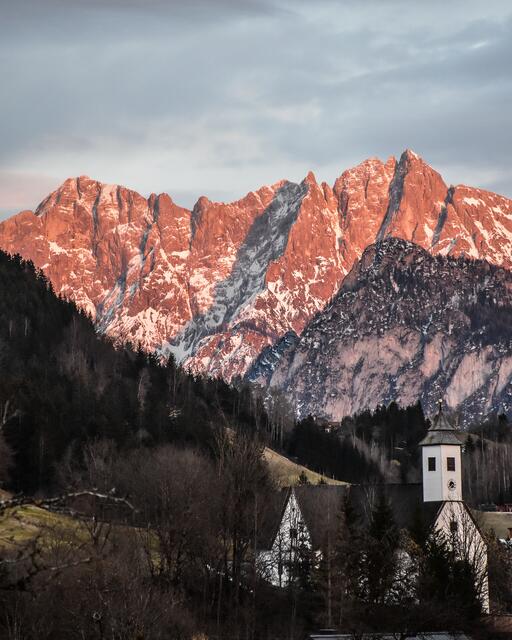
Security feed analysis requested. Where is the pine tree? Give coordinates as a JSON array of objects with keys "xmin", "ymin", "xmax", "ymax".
[
  {"xmin": 364, "ymin": 493, "xmax": 400, "ymax": 604},
  {"xmin": 418, "ymin": 528, "xmax": 482, "ymax": 622}
]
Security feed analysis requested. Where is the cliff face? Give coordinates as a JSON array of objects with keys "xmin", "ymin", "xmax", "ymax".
[
  {"xmin": 1, "ymin": 150, "xmax": 512, "ymax": 384},
  {"xmin": 258, "ymin": 239, "xmax": 512, "ymax": 425}
]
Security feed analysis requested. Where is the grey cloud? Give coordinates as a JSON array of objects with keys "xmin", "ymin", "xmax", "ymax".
[{"xmin": 0, "ymin": 0, "xmax": 511, "ymax": 218}]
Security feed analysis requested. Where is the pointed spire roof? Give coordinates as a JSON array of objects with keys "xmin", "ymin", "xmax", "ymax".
[{"xmin": 419, "ymin": 400, "xmax": 462, "ymax": 446}]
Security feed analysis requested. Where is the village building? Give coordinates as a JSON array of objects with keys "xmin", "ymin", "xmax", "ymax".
[{"xmin": 257, "ymin": 405, "xmax": 489, "ymax": 613}]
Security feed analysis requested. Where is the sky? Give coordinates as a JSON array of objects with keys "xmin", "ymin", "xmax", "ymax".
[{"xmin": 0, "ymin": 0, "xmax": 511, "ymax": 219}]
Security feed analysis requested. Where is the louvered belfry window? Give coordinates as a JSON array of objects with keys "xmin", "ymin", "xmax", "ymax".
[{"xmin": 428, "ymin": 457, "xmax": 436, "ymax": 471}]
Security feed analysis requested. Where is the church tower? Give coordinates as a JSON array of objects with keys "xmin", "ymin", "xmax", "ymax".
[{"xmin": 419, "ymin": 402, "xmax": 462, "ymax": 502}]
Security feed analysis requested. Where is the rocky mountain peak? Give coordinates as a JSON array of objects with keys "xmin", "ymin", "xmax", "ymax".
[
  {"xmin": 303, "ymin": 170, "xmax": 318, "ymax": 186},
  {"xmin": 1, "ymin": 153, "xmax": 512, "ymax": 393},
  {"xmin": 400, "ymin": 148, "xmax": 421, "ymax": 161}
]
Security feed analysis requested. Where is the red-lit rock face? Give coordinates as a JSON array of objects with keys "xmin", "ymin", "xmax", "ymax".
[{"xmin": 1, "ymin": 150, "xmax": 511, "ymax": 381}]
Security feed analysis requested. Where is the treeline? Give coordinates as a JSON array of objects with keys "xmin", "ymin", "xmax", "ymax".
[
  {"xmin": 2, "ymin": 438, "xmax": 510, "ymax": 639},
  {"xmin": 286, "ymin": 404, "xmax": 512, "ymax": 505},
  {"xmin": 285, "ymin": 417, "xmax": 383, "ymax": 484},
  {"xmin": 463, "ymin": 414, "xmax": 512, "ymax": 505},
  {"xmin": 285, "ymin": 402, "xmax": 429, "ymax": 485},
  {"xmin": 0, "ymin": 251, "xmax": 266, "ymax": 493},
  {"xmin": 466, "ymin": 294, "xmax": 512, "ymax": 345}
]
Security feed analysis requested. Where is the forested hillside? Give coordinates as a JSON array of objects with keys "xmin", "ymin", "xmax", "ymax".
[
  {"xmin": 2, "ymin": 251, "xmax": 512, "ymax": 638},
  {"xmin": 0, "ymin": 250, "xmax": 425, "ymax": 496},
  {"xmin": 285, "ymin": 402, "xmax": 429, "ymax": 485},
  {"xmin": 0, "ymin": 251, "xmax": 267, "ymax": 493}
]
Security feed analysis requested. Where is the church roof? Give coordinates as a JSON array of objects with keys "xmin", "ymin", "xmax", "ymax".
[
  {"xmin": 257, "ymin": 485, "xmax": 350, "ymax": 550},
  {"xmin": 419, "ymin": 402, "xmax": 461, "ymax": 446},
  {"xmin": 349, "ymin": 483, "xmax": 425, "ymax": 529},
  {"xmin": 294, "ymin": 485, "xmax": 349, "ymax": 548},
  {"xmin": 257, "ymin": 489, "xmax": 289, "ymax": 549},
  {"xmin": 258, "ymin": 483, "xmax": 449, "ymax": 551}
]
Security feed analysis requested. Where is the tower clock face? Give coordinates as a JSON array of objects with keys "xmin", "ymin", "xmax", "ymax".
[{"xmin": 447, "ymin": 479, "xmax": 457, "ymax": 491}]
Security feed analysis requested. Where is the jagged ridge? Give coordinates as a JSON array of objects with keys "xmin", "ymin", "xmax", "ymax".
[{"xmin": 1, "ymin": 150, "xmax": 512, "ymax": 387}]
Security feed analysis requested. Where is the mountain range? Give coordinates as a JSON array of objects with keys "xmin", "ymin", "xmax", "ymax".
[
  {"xmin": 250, "ymin": 239, "xmax": 512, "ymax": 425},
  {"xmin": 1, "ymin": 149, "xmax": 512, "ymax": 422}
]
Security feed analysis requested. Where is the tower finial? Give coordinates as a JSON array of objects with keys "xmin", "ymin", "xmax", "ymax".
[{"xmin": 438, "ymin": 398, "xmax": 443, "ymax": 413}]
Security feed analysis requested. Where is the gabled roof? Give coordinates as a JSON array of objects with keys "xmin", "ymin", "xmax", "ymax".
[
  {"xmin": 257, "ymin": 485, "xmax": 349, "ymax": 551},
  {"xmin": 419, "ymin": 402, "xmax": 461, "ymax": 446},
  {"xmin": 348, "ymin": 483, "xmax": 426, "ymax": 530},
  {"xmin": 258, "ymin": 488, "xmax": 289, "ymax": 550},
  {"xmin": 259, "ymin": 483, "xmax": 484, "ymax": 552},
  {"xmin": 294, "ymin": 485, "xmax": 349, "ymax": 548},
  {"xmin": 259, "ymin": 483, "xmax": 438, "ymax": 551}
]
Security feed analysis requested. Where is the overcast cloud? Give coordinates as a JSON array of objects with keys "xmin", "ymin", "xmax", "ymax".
[{"xmin": 0, "ymin": 0, "xmax": 511, "ymax": 218}]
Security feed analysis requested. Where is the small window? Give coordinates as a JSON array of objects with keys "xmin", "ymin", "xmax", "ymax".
[
  {"xmin": 450, "ymin": 520, "xmax": 458, "ymax": 534},
  {"xmin": 290, "ymin": 527, "xmax": 297, "ymax": 539},
  {"xmin": 447, "ymin": 457, "xmax": 456, "ymax": 472},
  {"xmin": 428, "ymin": 457, "xmax": 436, "ymax": 471}
]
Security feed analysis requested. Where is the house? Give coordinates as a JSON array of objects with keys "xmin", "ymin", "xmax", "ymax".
[
  {"xmin": 257, "ymin": 483, "xmax": 347, "ymax": 587},
  {"xmin": 258, "ymin": 404, "xmax": 489, "ymax": 613}
]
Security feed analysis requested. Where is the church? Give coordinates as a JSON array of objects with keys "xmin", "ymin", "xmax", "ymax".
[{"xmin": 257, "ymin": 405, "xmax": 489, "ymax": 613}]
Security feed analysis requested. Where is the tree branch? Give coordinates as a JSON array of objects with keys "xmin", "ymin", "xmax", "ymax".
[{"xmin": 0, "ymin": 490, "xmax": 137, "ymax": 515}]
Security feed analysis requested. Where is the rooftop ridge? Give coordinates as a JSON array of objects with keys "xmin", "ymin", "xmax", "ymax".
[
  {"xmin": 429, "ymin": 399, "xmax": 457, "ymax": 432},
  {"xmin": 420, "ymin": 401, "xmax": 461, "ymax": 446}
]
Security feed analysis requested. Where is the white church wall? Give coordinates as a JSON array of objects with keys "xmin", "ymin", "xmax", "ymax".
[
  {"xmin": 435, "ymin": 501, "xmax": 489, "ymax": 613},
  {"xmin": 257, "ymin": 489, "xmax": 313, "ymax": 587}
]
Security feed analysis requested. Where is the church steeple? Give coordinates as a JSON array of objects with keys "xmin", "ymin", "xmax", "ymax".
[{"xmin": 419, "ymin": 400, "xmax": 462, "ymax": 502}]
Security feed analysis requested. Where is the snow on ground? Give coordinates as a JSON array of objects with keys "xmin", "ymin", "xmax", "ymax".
[
  {"xmin": 463, "ymin": 196, "xmax": 485, "ymax": 207},
  {"xmin": 48, "ymin": 241, "xmax": 67, "ymax": 255}
]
